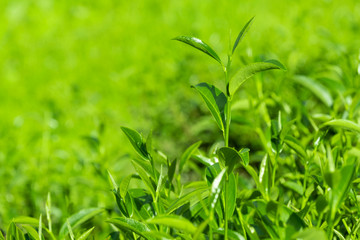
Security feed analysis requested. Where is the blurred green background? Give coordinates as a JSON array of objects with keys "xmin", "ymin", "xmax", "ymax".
[{"xmin": 0, "ymin": 0, "xmax": 359, "ymax": 235}]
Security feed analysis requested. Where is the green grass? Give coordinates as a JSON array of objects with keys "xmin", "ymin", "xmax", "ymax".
[{"xmin": 1, "ymin": 0, "xmax": 360, "ymax": 239}]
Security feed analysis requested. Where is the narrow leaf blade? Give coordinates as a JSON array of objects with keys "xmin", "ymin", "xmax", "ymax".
[
  {"xmin": 147, "ymin": 215, "xmax": 197, "ymax": 234},
  {"xmin": 193, "ymin": 83, "xmax": 227, "ymax": 132},
  {"xmin": 320, "ymin": 119, "xmax": 360, "ymax": 133},
  {"xmin": 121, "ymin": 127, "xmax": 149, "ymax": 160},
  {"xmin": 59, "ymin": 208, "xmax": 104, "ymax": 238},
  {"xmin": 107, "ymin": 217, "xmax": 154, "ymax": 240},
  {"xmin": 173, "ymin": 36, "xmax": 222, "ymax": 65},
  {"xmin": 232, "ymin": 16, "xmax": 255, "ymax": 54},
  {"xmin": 293, "ymin": 75, "xmax": 333, "ymax": 107},
  {"xmin": 230, "ymin": 61, "xmax": 283, "ymax": 95},
  {"xmin": 179, "ymin": 141, "xmax": 202, "ymax": 173}
]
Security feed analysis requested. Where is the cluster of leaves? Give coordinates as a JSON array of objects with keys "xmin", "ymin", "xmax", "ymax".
[
  {"xmin": 2, "ymin": 17, "xmax": 360, "ymax": 240},
  {"xmin": 103, "ymin": 18, "xmax": 360, "ymax": 240}
]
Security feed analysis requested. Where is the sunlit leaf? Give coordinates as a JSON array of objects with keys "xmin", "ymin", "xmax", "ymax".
[
  {"xmin": 173, "ymin": 36, "xmax": 222, "ymax": 65},
  {"xmin": 217, "ymin": 147, "xmax": 241, "ymax": 173},
  {"xmin": 107, "ymin": 218, "xmax": 154, "ymax": 240},
  {"xmin": 292, "ymin": 228, "xmax": 327, "ymax": 240},
  {"xmin": 230, "ymin": 61, "xmax": 284, "ymax": 96},
  {"xmin": 284, "ymin": 135, "xmax": 307, "ymax": 158},
  {"xmin": 59, "ymin": 208, "xmax": 104, "ymax": 238},
  {"xmin": 179, "ymin": 141, "xmax": 202, "ymax": 173},
  {"xmin": 320, "ymin": 119, "xmax": 360, "ymax": 133},
  {"xmin": 147, "ymin": 215, "xmax": 197, "ymax": 234},
  {"xmin": 232, "ymin": 17, "xmax": 255, "ymax": 54},
  {"xmin": 21, "ymin": 225, "xmax": 40, "ymax": 240},
  {"xmin": 166, "ymin": 186, "xmax": 209, "ymax": 214},
  {"xmin": 192, "ymin": 83, "xmax": 227, "ymax": 132},
  {"xmin": 225, "ymin": 173, "xmax": 237, "ymax": 220},
  {"xmin": 78, "ymin": 227, "xmax": 95, "ymax": 240},
  {"xmin": 239, "ymin": 148, "xmax": 250, "ymax": 166},
  {"xmin": 121, "ymin": 127, "xmax": 150, "ymax": 160},
  {"xmin": 120, "ymin": 174, "xmax": 133, "ymax": 200},
  {"xmin": 259, "ymin": 155, "xmax": 270, "ymax": 197},
  {"xmin": 209, "ymin": 168, "xmax": 226, "ymax": 216}
]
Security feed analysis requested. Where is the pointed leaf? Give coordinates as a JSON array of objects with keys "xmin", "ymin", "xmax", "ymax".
[
  {"xmin": 167, "ymin": 158, "xmax": 177, "ymax": 183},
  {"xmin": 12, "ymin": 217, "xmax": 39, "ymax": 226},
  {"xmin": 284, "ymin": 135, "xmax": 307, "ymax": 159},
  {"xmin": 21, "ymin": 225, "xmax": 40, "ymax": 240},
  {"xmin": 327, "ymin": 164, "xmax": 357, "ymax": 220},
  {"xmin": 225, "ymin": 173, "xmax": 237, "ymax": 219},
  {"xmin": 147, "ymin": 215, "xmax": 197, "ymax": 234},
  {"xmin": 215, "ymin": 228, "xmax": 246, "ymax": 240},
  {"xmin": 179, "ymin": 141, "xmax": 202, "ymax": 173},
  {"xmin": 107, "ymin": 218, "xmax": 154, "ymax": 240},
  {"xmin": 120, "ymin": 174, "xmax": 133, "ymax": 200},
  {"xmin": 232, "ymin": 16, "xmax": 255, "ymax": 54},
  {"xmin": 217, "ymin": 147, "xmax": 241, "ymax": 173},
  {"xmin": 259, "ymin": 155, "xmax": 270, "ymax": 197},
  {"xmin": 132, "ymin": 161, "xmax": 156, "ymax": 198},
  {"xmin": 239, "ymin": 148, "xmax": 250, "ymax": 166},
  {"xmin": 193, "ymin": 83, "xmax": 227, "ymax": 132},
  {"xmin": 209, "ymin": 168, "xmax": 227, "ymax": 215},
  {"xmin": 78, "ymin": 227, "xmax": 95, "ymax": 240},
  {"xmin": 173, "ymin": 36, "xmax": 222, "ymax": 65},
  {"xmin": 294, "ymin": 75, "xmax": 333, "ymax": 107},
  {"xmin": 230, "ymin": 61, "xmax": 283, "ymax": 96},
  {"xmin": 59, "ymin": 208, "xmax": 104, "ymax": 238},
  {"xmin": 121, "ymin": 127, "xmax": 150, "ymax": 160},
  {"xmin": 166, "ymin": 185, "xmax": 209, "ymax": 214},
  {"xmin": 320, "ymin": 119, "xmax": 360, "ymax": 133},
  {"xmin": 292, "ymin": 228, "xmax": 327, "ymax": 240}
]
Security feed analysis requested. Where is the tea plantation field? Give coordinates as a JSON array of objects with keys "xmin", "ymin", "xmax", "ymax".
[{"xmin": 1, "ymin": 0, "xmax": 360, "ymax": 239}]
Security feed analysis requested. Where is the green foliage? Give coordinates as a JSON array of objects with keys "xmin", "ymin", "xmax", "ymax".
[{"xmin": 1, "ymin": 1, "xmax": 360, "ymax": 240}]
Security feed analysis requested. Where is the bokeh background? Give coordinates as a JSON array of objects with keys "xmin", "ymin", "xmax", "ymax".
[{"xmin": 1, "ymin": 0, "xmax": 359, "ymax": 235}]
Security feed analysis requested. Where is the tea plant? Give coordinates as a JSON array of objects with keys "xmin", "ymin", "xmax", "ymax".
[
  {"xmin": 2, "ymin": 16, "xmax": 360, "ymax": 240},
  {"xmin": 105, "ymin": 18, "xmax": 360, "ymax": 240}
]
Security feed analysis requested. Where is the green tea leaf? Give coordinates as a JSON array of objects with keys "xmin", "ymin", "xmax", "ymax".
[
  {"xmin": 217, "ymin": 147, "xmax": 241, "ymax": 173},
  {"xmin": 292, "ymin": 228, "xmax": 327, "ymax": 240},
  {"xmin": 173, "ymin": 36, "xmax": 222, "ymax": 65},
  {"xmin": 7, "ymin": 222, "xmax": 17, "ymax": 240},
  {"xmin": 78, "ymin": 227, "xmax": 95, "ymax": 240},
  {"xmin": 167, "ymin": 158, "xmax": 177, "ymax": 183},
  {"xmin": 193, "ymin": 83, "xmax": 227, "ymax": 132},
  {"xmin": 239, "ymin": 148, "xmax": 250, "ymax": 166},
  {"xmin": 214, "ymin": 228, "xmax": 246, "ymax": 240},
  {"xmin": 166, "ymin": 185, "xmax": 209, "ymax": 214},
  {"xmin": 132, "ymin": 161, "xmax": 156, "ymax": 198},
  {"xmin": 59, "ymin": 208, "xmax": 104, "ymax": 238},
  {"xmin": 281, "ymin": 180, "xmax": 304, "ymax": 195},
  {"xmin": 147, "ymin": 215, "xmax": 197, "ymax": 234},
  {"xmin": 293, "ymin": 75, "xmax": 333, "ymax": 107},
  {"xmin": 107, "ymin": 218, "xmax": 154, "ymax": 240},
  {"xmin": 121, "ymin": 127, "xmax": 150, "ymax": 160},
  {"xmin": 225, "ymin": 173, "xmax": 237, "ymax": 219},
  {"xmin": 120, "ymin": 174, "xmax": 133, "ymax": 200},
  {"xmin": 209, "ymin": 168, "xmax": 226, "ymax": 216},
  {"xmin": 232, "ymin": 17, "xmax": 255, "ymax": 54},
  {"xmin": 21, "ymin": 225, "xmax": 40, "ymax": 240},
  {"xmin": 320, "ymin": 119, "xmax": 360, "ymax": 133},
  {"xmin": 12, "ymin": 217, "xmax": 39, "ymax": 226},
  {"xmin": 229, "ymin": 61, "xmax": 283, "ymax": 96},
  {"xmin": 327, "ymin": 164, "xmax": 357, "ymax": 221},
  {"xmin": 179, "ymin": 141, "xmax": 202, "ymax": 173},
  {"xmin": 259, "ymin": 155, "xmax": 270, "ymax": 198},
  {"xmin": 284, "ymin": 135, "xmax": 307, "ymax": 159}
]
